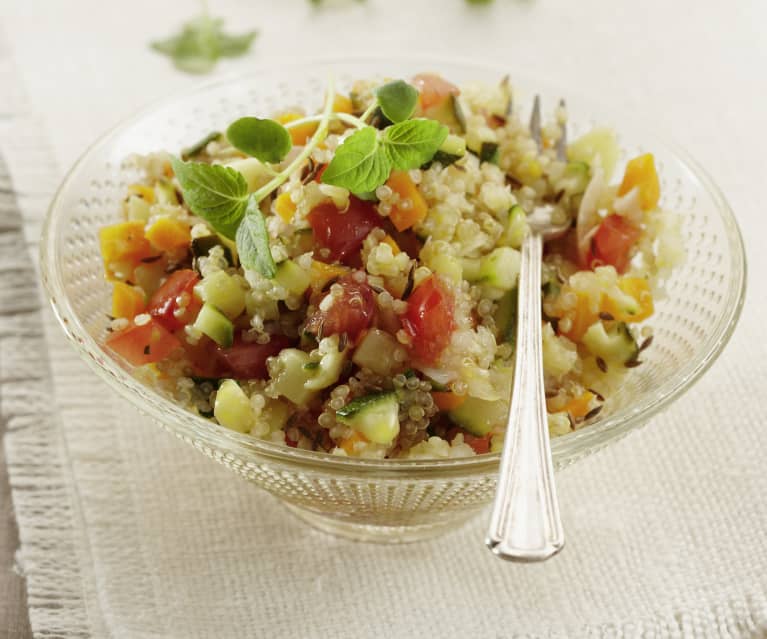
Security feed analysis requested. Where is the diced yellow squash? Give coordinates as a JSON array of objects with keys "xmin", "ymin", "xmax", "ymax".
[
  {"xmin": 618, "ymin": 153, "xmax": 660, "ymax": 210},
  {"xmin": 332, "ymin": 93, "xmax": 354, "ymax": 114},
  {"xmin": 99, "ymin": 221, "xmax": 153, "ymax": 268},
  {"xmin": 340, "ymin": 431, "xmax": 368, "ymax": 455},
  {"xmin": 277, "ymin": 112, "xmax": 318, "ymax": 146},
  {"xmin": 309, "ymin": 260, "xmax": 350, "ymax": 292},
  {"xmin": 128, "ymin": 184, "xmax": 155, "ymax": 203},
  {"xmin": 602, "ymin": 277, "xmax": 654, "ymax": 322},
  {"xmin": 563, "ymin": 391, "xmax": 595, "ymax": 419},
  {"xmin": 145, "ymin": 217, "xmax": 191, "ymax": 252},
  {"xmin": 111, "ymin": 282, "xmax": 146, "ymax": 319},
  {"xmin": 386, "ymin": 171, "xmax": 428, "ymax": 231}
]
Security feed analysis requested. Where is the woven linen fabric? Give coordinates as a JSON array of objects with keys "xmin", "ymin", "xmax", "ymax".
[{"xmin": 2, "ymin": 1, "xmax": 767, "ymax": 636}]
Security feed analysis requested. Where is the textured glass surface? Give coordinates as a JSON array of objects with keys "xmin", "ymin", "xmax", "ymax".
[{"xmin": 41, "ymin": 58, "xmax": 746, "ymax": 541}]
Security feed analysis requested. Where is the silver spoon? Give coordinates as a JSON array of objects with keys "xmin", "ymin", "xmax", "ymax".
[{"xmin": 485, "ymin": 96, "xmax": 570, "ymax": 562}]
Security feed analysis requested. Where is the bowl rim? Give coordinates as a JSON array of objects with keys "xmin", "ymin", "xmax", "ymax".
[{"xmin": 40, "ymin": 54, "xmax": 748, "ymax": 475}]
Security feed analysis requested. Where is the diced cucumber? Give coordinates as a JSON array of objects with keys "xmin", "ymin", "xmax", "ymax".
[
  {"xmin": 431, "ymin": 133, "xmax": 467, "ymax": 167},
  {"xmin": 448, "ymin": 396, "xmax": 509, "ymax": 437},
  {"xmin": 214, "ymin": 379, "xmax": 255, "ymax": 432},
  {"xmin": 193, "ymin": 303, "xmax": 234, "ymax": 348},
  {"xmin": 461, "ymin": 257, "xmax": 482, "ymax": 281},
  {"xmin": 274, "ymin": 259, "xmax": 311, "ymax": 296},
  {"xmin": 304, "ymin": 336, "xmax": 347, "ymax": 390},
  {"xmin": 568, "ymin": 127, "xmax": 619, "ymax": 182},
  {"xmin": 352, "ymin": 329, "xmax": 400, "ymax": 376},
  {"xmin": 582, "ymin": 321, "xmax": 638, "ymax": 364},
  {"xmin": 336, "ymin": 391, "xmax": 400, "ymax": 445},
  {"xmin": 195, "ymin": 271, "xmax": 245, "ymax": 319},
  {"xmin": 479, "ymin": 142, "xmax": 500, "ymax": 164},
  {"xmin": 564, "ymin": 161, "xmax": 590, "ymax": 194},
  {"xmin": 478, "ymin": 247, "xmax": 521, "ymax": 291},
  {"xmin": 494, "ymin": 289, "xmax": 517, "ymax": 345},
  {"xmin": 500, "ymin": 204, "xmax": 528, "ymax": 249},
  {"xmin": 126, "ymin": 195, "xmax": 151, "ymax": 222},
  {"xmin": 466, "ymin": 125, "xmax": 499, "ymax": 160},
  {"xmin": 267, "ymin": 349, "xmax": 317, "ymax": 406},
  {"xmin": 192, "ymin": 235, "xmax": 234, "ymax": 267},
  {"xmin": 154, "ymin": 179, "xmax": 179, "ymax": 205},
  {"xmin": 226, "ymin": 157, "xmax": 272, "ymax": 193},
  {"xmin": 426, "ymin": 252, "xmax": 463, "ymax": 284}
]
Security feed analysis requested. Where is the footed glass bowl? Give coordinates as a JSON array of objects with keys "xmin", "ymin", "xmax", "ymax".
[{"xmin": 41, "ymin": 58, "xmax": 746, "ymax": 543}]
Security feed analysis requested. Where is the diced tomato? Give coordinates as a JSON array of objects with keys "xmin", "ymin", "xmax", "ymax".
[
  {"xmin": 305, "ymin": 275, "xmax": 376, "ymax": 343},
  {"xmin": 411, "ymin": 73, "xmax": 460, "ymax": 110},
  {"xmin": 313, "ymin": 164, "xmax": 328, "ymax": 183},
  {"xmin": 307, "ymin": 197, "xmax": 383, "ymax": 265},
  {"xmin": 215, "ymin": 334, "xmax": 294, "ymax": 380},
  {"xmin": 462, "ymin": 432, "xmax": 491, "ymax": 455},
  {"xmin": 147, "ymin": 269, "xmax": 201, "ymax": 332},
  {"xmin": 589, "ymin": 215, "xmax": 641, "ymax": 273},
  {"xmin": 106, "ymin": 318, "xmax": 181, "ymax": 366},
  {"xmin": 402, "ymin": 276, "xmax": 455, "ymax": 365}
]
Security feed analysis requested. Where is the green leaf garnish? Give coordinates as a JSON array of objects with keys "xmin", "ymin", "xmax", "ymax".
[
  {"xmin": 374, "ymin": 80, "xmax": 419, "ymax": 123},
  {"xmin": 226, "ymin": 117, "xmax": 292, "ymax": 163},
  {"xmin": 321, "ymin": 127, "xmax": 391, "ymax": 194},
  {"xmin": 235, "ymin": 198, "xmax": 277, "ymax": 278},
  {"xmin": 170, "ymin": 157, "xmax": 248, "ymax": 239},
  {"xmin": 383, "ymin": 119, "xmax": 449, "ymax": 170},
  {"xmin": 151, "ymin": 15, "xmax": 257, "ymax": 74}
]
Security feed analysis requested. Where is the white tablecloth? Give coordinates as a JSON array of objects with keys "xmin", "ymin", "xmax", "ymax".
[{"xmin": 2, "ymin": 1, "xmax": 767, "ymax": 636}]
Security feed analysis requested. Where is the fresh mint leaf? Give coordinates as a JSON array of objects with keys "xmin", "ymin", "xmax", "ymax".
[
  {"xmin": 226, "ymin": 118, "xmax": 292, "ymax": 163},
  {"xmin": 151, "ymin": 15, "xmax": 257, "ymax": 75},
  {"xmin": 321, "ymin": 127, "xmax": 391, "ymax": 194},
  {"xmin": 235, "ymin": 197, "xmax": 276, "ymax": 278},
  {"xmin": 170, "ymin": 157, "xmax": 248, "ymax": 239},
  {"xmin": 375, "ymin": 80, "xmax": 419, "ymax": 123},
  {"xmin": 383, "ymin": 119, "xmax": 449, "ymax": 170}
]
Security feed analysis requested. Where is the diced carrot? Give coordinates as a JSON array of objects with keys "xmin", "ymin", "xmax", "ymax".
[
  {"xmin": 111, "ymin": 282, "xmax": 146, "ymax": 319},
  {"xmin": 128, "ymin": 184, "xmax": 156, "ymax": 203},
  {"xmin": 276, "ymin": 112, "xmax": 318, "ymax": 146},
  {"xmin": 144, "ymin": 217, "xmax": 191, "ymax": 252},
  {"xmin": 309, "ymin": 260, "xmax": 350, "ymax": 293},
  {"xmin": 602, "ymin": 277, "xmax": 654, "ymax": 323},
  {"xmin": 386, "ymin": 171, "xmax": 428, "ymax": 231},
  {"xmin": 163, "ymin": 163, "xmax": 174, "ymax": 178},
  {"xmin": 340, "ymin": 431, "xmax": 368, "ymax": 455},
  {"xmin": 332, "ymin": 93, "xmax": 353, "ymax": 114},
  {"xmin": 274, "ymin": 192, "xmax": 297, "ymax": 223},
  {"xmin": 562, "ymin": 290, "xmax": 602, "ymax": 342},
  {"xmin": 563, "ymin": 391, "xmax": 595, "ymax": 419},
  {"xmin": 99, "ymin": 221, "xmax": 153, "ymax": 272},
  {"xmin": 618, "ymin": 153, "xmax": 660, "ymax": 210},
  {"xmin": 380, "ymin": 234, "xmax": 401, "ymax": 255},
  {"xmin": 431, "ymin": 391, "xmax": 466, "ymax": 411}
]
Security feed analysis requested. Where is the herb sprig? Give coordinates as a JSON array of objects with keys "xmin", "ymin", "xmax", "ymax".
[{"xmin": 172, "ymin": 77, "xmax": 446, "ymax": 278}]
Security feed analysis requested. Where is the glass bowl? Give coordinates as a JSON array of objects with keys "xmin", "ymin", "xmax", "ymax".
[{"xmin": 41, "ymin": 57, "xmax": 746, "ymax": 543}]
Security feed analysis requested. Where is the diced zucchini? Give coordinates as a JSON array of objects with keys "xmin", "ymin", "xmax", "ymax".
[
  {"xmin": 431, "ymin": 133, "xmax": 467, "ymax": 167},
  {"xmin": 195, "ymin": 271, "xmax": 245, "ymax": 319},
  {"xmin": 193, "ymin": 303, "xmax": 234, "ymax": 348},
  {"xmin": 192, "ymin": 235, "xmax": 234, "ymax": 267},
  {"xmin": 133, "ymin": 259, "xmax": 166, "ymax": 298},
  {"xmin": 498, "ymin": 204, "xmax": 528, "ymax": 250},
  {"xmin": 564, "ymin": 161, "xmax": 590, "ymax": 194},
  {"xmin": 568, "ymin": 127, "xmax": 619, "ymax": 182},
  {"xmin": 213, "ymin": 379, "xmax": 254, "ymax": 433},
  {"xmin": 336, "ymin": 391, "xmax": 400, "ymax": 445},
  {"xmin": 154, "ymin": 179, "xmax": 179, "ymax": 205},
  {"xmin": 448, "ymin": 396, "xmax": 509, "ymax": 437},
  {"xmin": 126, "ymin": 195, "xmax": 151, "ymax": 222},
  {"xmin": 582, "ymin": 321, "xmax": 638, "ymax": 364},
  {"xmin": 466, "ymin": 125, "xmax": 499, "ymax": 160},
  {"xmin": 478, "ymin": 247, "xmax": 521, "ymax": 292},
  {"xmin": 494, "ymin": 289, "xmax": 517, "ymax": 345},
  {"xmin": 478, "ymin": 142, "xmax": 500, "ymax": 164},
  {"xmin": 352, "ymin": 329, "xmax": 400, "ymax": 376},
  {"xmin": 267, "ymin": 349, "xmax": 317, "ymax": 406},
  {"xmin": 461, "ymin": 257, "xmax": 482, "ymax": 281},
  {"xmin": 226, "ymin": 157, "xmax": 272, "ymax": 193},
  {"xmin": 424, "ymin": 94, "xmax": 466, "ymax": 133},
  {"xmin": 304, "ymin": 335, "xmax": 347, "ymax": 390},
  {"xmin": 274, "ymin": 259, "xmax": 311, "ymax": 296}
]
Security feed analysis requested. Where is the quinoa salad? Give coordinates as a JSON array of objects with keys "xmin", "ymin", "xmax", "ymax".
[{"xmin": 99, "ymin": 73, "xmax": 684, "ymax": 459}]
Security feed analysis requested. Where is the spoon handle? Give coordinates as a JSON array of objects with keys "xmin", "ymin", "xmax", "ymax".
[{"xmin": 485, "ymin": 232, "xmax": 565, "ymax": 562}]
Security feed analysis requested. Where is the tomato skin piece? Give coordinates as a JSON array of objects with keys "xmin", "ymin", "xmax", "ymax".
[
  {"xmin": 411, "ymin": 73, "xmax": 460, "ymax": 110},
  {"xmin": 215, "ymin": 334, "xmax": 294, "ymax": 380},
  {"xmin": 307, "ymin": 197, "xmax": 383, "ymax": 265},
  {"xmin": 305, "ymin": 275, "xmax": 377, "ymax": 343},
  {"xmin": 589, "ymin": 215, "xmax": 641, "ymax": 273},
  {"xmin": 106, "ymin": 318, "xmax": 181, "ymax": 366},
  {"xmin": 402, "ymin": 276, "xmax": 455, "ymax": 365},
  {"xmin": 147, "ymin": 269, "xmax": 201, "ymax": 332},
  {"xmin": 463, "ymin": 432, "xmax": 491, "ymax": 455}
]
